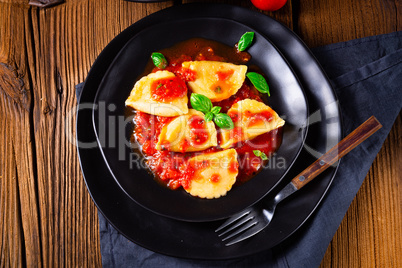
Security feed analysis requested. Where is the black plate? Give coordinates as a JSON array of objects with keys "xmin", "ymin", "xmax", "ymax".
[
  {"xmin": 77, "ymin": 3, "xmax": 341, "ymax": 259},
  {"xmin": 92, "ymin": 18, "xmax": 308, "ymax": 222}
]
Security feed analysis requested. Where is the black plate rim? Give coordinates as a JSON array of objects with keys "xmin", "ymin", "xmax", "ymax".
[
  {"xmin": 91, "ymin": 16, "xmax": 309, "ymax": 222},
  {"xmin": 77, "ymin": 3, "xmax": 342, "ymax": 260}
]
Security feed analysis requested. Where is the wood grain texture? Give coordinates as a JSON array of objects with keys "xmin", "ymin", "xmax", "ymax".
[
  {"xmin": 297, "ymin": 0, "xmax": 401, "ymax": 47},
  {"xmin": 0, "ymin": 0, "xmax": 400, "ymax": 267},
  {"xmin": 0, "ymin": 98, "xmax": 24, "ymax": 268},
  {"xmin": 0, "ymin": 2, "xmax": 42, "ymax": 267}
]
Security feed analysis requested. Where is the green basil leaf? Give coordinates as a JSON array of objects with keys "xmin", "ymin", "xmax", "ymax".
[
  {"xmin": 151, "ymin": 52, "xmax": 168, "ymax": 69},
  {"xmin": 214, "ymin": 113, "xmax": 234, "ymax": 129},
  {"xmin": 205, "ymin": 112, "xmax": 214, "ymax": 122},
  {"xmin": 253, "ymin": 150, "xmax": 268, "ymax": 160},
  {"xmin": 253, "ymin": 150, "xmax": 262, "ymax": 157},
  {"xmin": 238, "ymin": 32, "xmax": 255, "ymax": 52},
  {"xmin": 246, "ymin": 72, "xmax": 270, "ymax": 96},
  {"xmin": 211, "ymin": 106, "xmax": 221, "ymax": 115},
  {"xmin": 190, "ymin": 93, "xmax": 213, "ymax": 114}
]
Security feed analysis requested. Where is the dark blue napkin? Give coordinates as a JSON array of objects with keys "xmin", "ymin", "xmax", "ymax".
[{"xmin": 76, "ymin": 31, "xmax": 402, "ymax": 267}]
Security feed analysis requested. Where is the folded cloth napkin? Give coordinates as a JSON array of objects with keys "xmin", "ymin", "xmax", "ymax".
[{"xmin": 76, "ymin": 31, "xmax": 401, "ymax": 267}]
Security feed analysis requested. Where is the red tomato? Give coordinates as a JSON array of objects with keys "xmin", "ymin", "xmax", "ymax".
[{"xmin": 251, "ymin": 0, "xmax": 288, "ymax": 11}]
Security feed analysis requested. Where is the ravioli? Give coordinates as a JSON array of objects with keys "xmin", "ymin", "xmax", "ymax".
[
  {"xmin": 125, "ymin": 70, "xmax": 188, "ymax": 117},
  {"xmin": 182, "ymin": 61, "xmax": 247, "ymax": 102},
  {"xmin": 185, "ymin": 149, "xmax": 239, "ymax": 199},
  {"xmin": 156, "ymin": 109, "xmax": 218, "ymax": 152},
  {"xmin": 220, "ymin": 99, "xmax": 285, "ymax": 149}
]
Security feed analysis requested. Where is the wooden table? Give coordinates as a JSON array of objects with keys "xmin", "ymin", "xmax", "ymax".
[{"xmin": 0, "ymin": 0, "xmax": 400, "ymax": 267}]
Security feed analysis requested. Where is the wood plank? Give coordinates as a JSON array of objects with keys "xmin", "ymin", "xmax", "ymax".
[
  {"xmin": 0, "ymin": 96, "xmax": 24, "ymax": 268},
  {"xmin": 0, "ymin": 2, "xmax": 42, "ymax": 267},
  {"xmin": 297, "ymin": 0, "xmax": 401, "ymax": 48}
]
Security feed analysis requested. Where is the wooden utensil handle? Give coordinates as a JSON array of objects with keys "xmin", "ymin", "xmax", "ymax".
[{"xmin": 291, "ymin": 116, "xmax": 382, "ymax": 190}]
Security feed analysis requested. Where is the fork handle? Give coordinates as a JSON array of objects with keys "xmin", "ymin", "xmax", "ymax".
[{"xmin": 291, "ymin": 116, "xmax": 382, "ymax": 190}]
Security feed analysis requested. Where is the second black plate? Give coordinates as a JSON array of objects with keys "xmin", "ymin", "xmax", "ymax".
[{"xmin": 77, "ymin": 3, "xmax": 341, "ymax": 260}]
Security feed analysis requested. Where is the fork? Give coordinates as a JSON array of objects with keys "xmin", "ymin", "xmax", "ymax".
[{"xmin": 216, "ymin": 116, "xmax": 382, "ymax": 246}]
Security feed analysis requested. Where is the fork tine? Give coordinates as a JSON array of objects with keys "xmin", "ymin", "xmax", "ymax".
[
  {"xmin": 224, "ymin": 222, "xmax": 265, "ymax": 246},
  {"xmin": 217, "ymin": 214, "xmax": 254, "ymax": 237},
  {"xmin": 221, "ymin": 220, "xmax": 258, "ymax": 242},
  {"xmin": 215, "ymin": 210, "xmax": 250, "ymax": 232}
]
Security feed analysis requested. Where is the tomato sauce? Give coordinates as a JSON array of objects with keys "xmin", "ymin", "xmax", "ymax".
[
  {"xmin": 246, "ymin": 110, "xmax": 274, "ymax": 127},
  {"xmin": 210, "ymin": 174, "xmax": 221, "ymax": 183},
  {"xmin": 151, "ymin": 76, "xmax": 187, "ymax": 102},
  {"xmin": 129, "ymin": 38, "xmax": 283, "ymax": 190},
  {"xmin": 133, "ymin": 111, "xmax": 174, "ymax": 156},
  {"xmin": 232, "ymin": 128, "xmax": 282, "ymax": 184},
  {"xmin": 216, "ymin": 69, "xmax": 234, "ymax": 81},
  {"xmin": 188, "ymin": 116, "xmax": 209, "ymax": 146}
]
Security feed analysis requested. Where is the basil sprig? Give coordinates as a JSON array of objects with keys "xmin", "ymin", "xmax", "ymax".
[
  {"xmin": 253, "ymin": 150, "xmax": 268, "ymax": 160},
  {"xmin": 246, "ymin": 72, "xmax": 270, "ymax": 97},
  {"xmin": 190, "ymin": 93, "xmax": 234, "ymax": 129},
  {"xmin": 238, "ymin": 32, "xmax": 255, "ymax": 52},
  {"xmin": 151, "ymin": 52, "xmax": 168, "ymax": 69}
]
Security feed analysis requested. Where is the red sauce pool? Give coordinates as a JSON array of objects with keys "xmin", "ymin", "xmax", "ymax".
[{"xmin": 129, "ymin": 38, "xmax": 283, "ymax": 190}]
